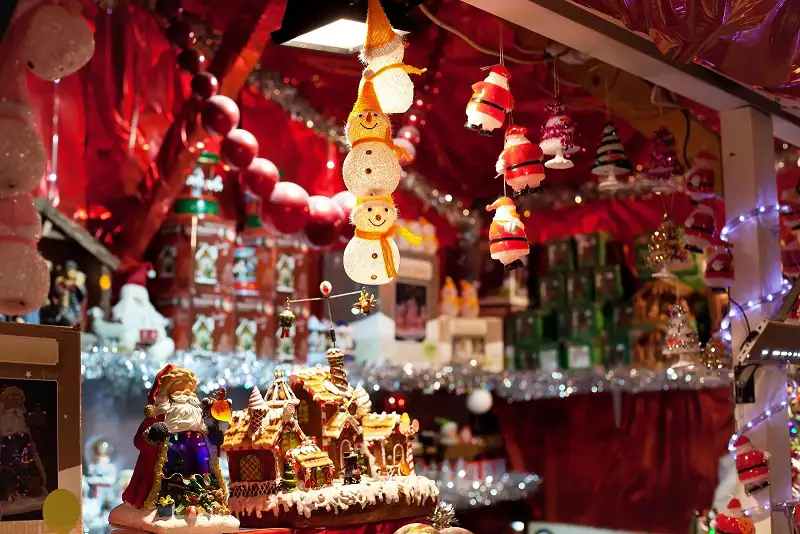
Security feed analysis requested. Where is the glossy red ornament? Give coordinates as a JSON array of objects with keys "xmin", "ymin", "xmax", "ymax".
[
  {"xmin": 303, "ymin": 195, "xmax": 345, "ymax": 249},
  {"xmin": 177, "ymin": 48, "xmax": 205, "ymax": 75},
  {"xmin": 166, "ymin": 20, "xmax": 195, "ymax": 49},
  {"xmin": 221, "ymin": 129, "xmax": 259, "ymax": 170},
  {"xmin": 155, "ymin": 0, "xmax": 182, "ymax": 18},
  {"xmin": 190, "ymin": 72, "xmax": 218, "ymax": 100},
  {"xmin": 265, "ymin": 182, "xmax": 310, "ymax": 235},
  {"xmin": 241, "ymin": 158, "xmax": 279, "ymax": 201},
  {"xmin": 332, "ymin": 190, "xmax": 356, "ymax": 243},
  {"xmin": 200, "ymin": 95, "xmax": 240, "ymax": 137}
]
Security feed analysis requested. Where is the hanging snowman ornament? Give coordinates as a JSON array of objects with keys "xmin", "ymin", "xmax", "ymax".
[
  {"xmin": 359, "ymin": 0, "xmax": 424, "ymax": 114},
  {"xmin": 343, "ymin": 80, "xmax": 403, "ymax": 198},
  {"xmin": 465, "ymin": 65, "xmax": 513, "ymax": 136},
  {"xmin": 486, "ymin": 196, "xmax": 529, "ymax": 271},
  {"xmin": 343, "ymin": 196, "xmax": 421, "ymax": 285},
  {"xmin": 496, "ymin": 125, "xmax": 546, "ymax": 198}
]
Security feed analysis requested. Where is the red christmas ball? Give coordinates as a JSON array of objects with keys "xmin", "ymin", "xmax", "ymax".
[
  {"xmin": 190, "ymin": 72, "xmax": 218, "ymax": 100},
  {"xmin": 331, "ymin": 190, "xmax": 356, "ymax": 242},
  {"xmin": 221, "ymin": 129, "xmax": 258, "ymax": 170},
  {"xmin": 155, "ymin": 0, "xmax": 182, "ymax": 18},
  {"xmin": 265, "ymin": 182, "xmax": 310, "ymax": 235},
  {"xmin": 166, "ymin": 20, "xmax": 195, "ymax": 49},
  {"xmin": 303, "ymin": 195, "xmax": 345, "ymax": 249},
  {"xmin": 177, "ymin": 48, "xmax": 206, "ymax": 75},
  {"xmin": 200, "ymin": 95, "xmax": 240, "ymax": 137},
  {"xmin": 241, "ymin": 158, "xmax": 279, "ymax": 201}
]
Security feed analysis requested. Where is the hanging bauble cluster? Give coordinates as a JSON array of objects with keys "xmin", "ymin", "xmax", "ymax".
[{"xmin": 0, "ymin": 0, "xmax": 95, "ymax": 315}]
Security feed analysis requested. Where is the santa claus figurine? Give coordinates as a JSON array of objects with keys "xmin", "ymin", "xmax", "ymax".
[
  {"xmin": 704, "ymin": 247, "xmax": 734, "ymax": 292},
  {"xmin": 109, "ymin": 364, "xmax": 239, "ymax": 533},
  {"xmin": 713, "ymin": 498, "xmax": 754, "ymax": 534},
  {"xmin": 683, "ymin": 201, "xmax": 718, "ymax": 252},
  {"xmin": 496, "ymin": 125, "xmax": 545, "ymax": 197},
  {"xmin": 465, "ymin": 65, "xmax": 513, "ymax": 136},
  {"xmin": 486, "ymin": 196, "xmax": 529, "ymax": 271},
  {"xmin": 111, "ymin": 263, "xmax": 175, "ymax": 360},
  {"xmin": 734, "ymin": 436, "xmax": 770, "ymax": 494},
  {"xmin": 684, "ymin": 150, "xmax": 717, "ymax": 203}
]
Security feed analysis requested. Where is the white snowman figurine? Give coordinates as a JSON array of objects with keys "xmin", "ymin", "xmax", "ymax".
[
  {"xmin": 359, "ymin": 0, "xmax": 424, "ymax": 114},
  {"xmin": 342, "ymin": 80, "xmax": 402, "ymax": 198},
  {"xmin": 344, "ymin": 195, "xmax": 421, "ymax": 285}
]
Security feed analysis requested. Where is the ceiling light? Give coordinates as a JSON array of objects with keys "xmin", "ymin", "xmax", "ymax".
[{"xmin": 271, "ymin": 0, "xmax": 417, "ymax": 55}]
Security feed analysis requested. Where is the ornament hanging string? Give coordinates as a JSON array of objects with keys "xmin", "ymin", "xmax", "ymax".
[
  {"xmin": 49, "ymin": 80, "xmax": 61, "ymax": 207},
  {"xmin": 287, "ymin": 289, "xmax": 365, "ymax": 347}
]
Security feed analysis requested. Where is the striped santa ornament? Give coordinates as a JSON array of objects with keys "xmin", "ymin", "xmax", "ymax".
[
  {"xmin": 496, "ymin": 125, "xmax": 545, "ymax": 198},
  {"xmin": 486, "ymin": 196, "xmax": 529, "ymax": 272}
]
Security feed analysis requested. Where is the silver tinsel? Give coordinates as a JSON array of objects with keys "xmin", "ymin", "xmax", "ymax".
[
  {"xmin": 433, "ymin": 472, "xmax": 540, "ymax": 510},
  {"xmin": 81, "ymin": 347, "xmax": 731, "ymax": 400}
]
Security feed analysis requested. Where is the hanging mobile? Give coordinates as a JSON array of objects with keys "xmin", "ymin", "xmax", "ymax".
[
  {"xmin": 352, "ymin": 288, "xmax": 377, "ymax": 315},
  {"xmin": 278, "ymin": 299, "xmax": 296, "ymax": 338},
  {"xmin": 286, "ymin": 283, "xmax": 377, "ymax": 347}
]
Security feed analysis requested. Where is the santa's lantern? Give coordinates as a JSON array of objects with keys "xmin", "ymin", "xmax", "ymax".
[
  {"xmin": 734, "ymin": 436, "xmax": 770, "ymax": 494},
  {"xmin": 683, "ymin": 202, "xmax": 718, "ymax": 252},
  {"xmin": 713, "ymin": 498, "xmax": 754, "ymax": 534}
]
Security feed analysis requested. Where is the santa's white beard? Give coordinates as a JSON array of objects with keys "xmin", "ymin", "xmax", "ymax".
[
  {"xmin": 504, "ymin": 135, "xmax": 529, "ymax": 148},
  {"xmin": 0, "ymin": 407, "xmax": 29, "ymax": 436},
  {"xmin": 486, "ymin": 72, "xmax": 509, "ymax": 89},
  {"xmin": 155, "ymin": 394, "xmax": 205, "ymax": 433}
]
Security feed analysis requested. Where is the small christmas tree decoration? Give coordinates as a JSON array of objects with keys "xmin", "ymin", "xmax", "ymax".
[
  {"xmin": 684, "ymin": 150, "xmax": 716, "ymax": 202},
  {"xmin": 279, "ymin": 301, "xmax": 296, "ymax": 338},
  {"xmin": 496, "ymin": 125, "xmax": 546, "ymax": 197},
  {"xmin": 539, "ymin": 100, "xmax": 579, "ymax": 169},
  {"xmin": 282, "ymin": 459, "xmax": 297, "ymax": 492},
  {"xmin": 733, "ymin": 436, "xmax": 771, "ymax": 495},
  {"xmin": 704, "ymin": 247, "xmax": 734, "ymax": 292},
  {"xmin": 646, "ymin": 216, "xmax": 688, "ymax": 279},
  {"xmin": 713, "ymin": 499, "xmax": 754, "ymax": 534},
  {"xmin": 591, "ymin": 120, "xmax": 632, "ymax": 192},
  {"xmin": 663, "ymin": 303, "xmax": 701, "ymax": 366},
  {"xmin": 465, "ymin": 65, "xmax": 514, "ymax": 136},
  {"xmin": 644, "ymin": 128, "xmax": 684, "ymax": 192},
  {"xmin": 700, "ymin": 335, "xmax": 728, "ymax": 369},
  {"xmin": 486, "ymin": 196, "xmax": 530, "ymax": 271},
  {"xmin": 683, "ymin": 202, "xmax": 718, "ymax": 252}
]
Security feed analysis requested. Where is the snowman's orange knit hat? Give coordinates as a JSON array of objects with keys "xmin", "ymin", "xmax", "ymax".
[
  {"xmin": 362, "ymin": 0, "xmax": 402, "ymax": 63},
  {"xmin": 348, "ymin": 79, "xmax": 383, "ymax": 123}
]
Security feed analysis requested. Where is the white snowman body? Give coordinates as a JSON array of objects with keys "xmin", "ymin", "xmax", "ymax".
[
  {"xmin": 343, "ymin": 234, "xmax": 400, "ymax": 285},
  {"xmin": 363, "ymin": 46, "xmax": 414, "ymax": 114},
  {"xmin": 342, "ymin": 141, "xmax": 401, "ymax": 197}
]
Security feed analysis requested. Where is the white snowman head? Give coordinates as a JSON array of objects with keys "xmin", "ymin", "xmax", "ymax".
[{"xmin": 351, "ymin": 195, "xmax": 398, "ymax": 232}]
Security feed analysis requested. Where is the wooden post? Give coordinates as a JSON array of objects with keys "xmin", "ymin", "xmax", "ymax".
[{"xmin": 721, "ymin": 106, "xmax": 789, "ymax": 533}]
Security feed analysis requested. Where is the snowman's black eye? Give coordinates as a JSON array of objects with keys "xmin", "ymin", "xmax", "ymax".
[
  {"xmin": 385, "ymin": 208, "xmax": 389, "ymax": 212},
  {"xmin": 368, "ymin": 207, "xmax": 373, "ymax": 212}
]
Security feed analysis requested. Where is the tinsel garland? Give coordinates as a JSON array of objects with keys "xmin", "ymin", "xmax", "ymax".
[
  {"xmin": 433, "ymin": 472, "xmax": 540, "ymax": 510},
  {"xmin": 81, "ymin": 348, "xmax": 731, "ymax": 399}
]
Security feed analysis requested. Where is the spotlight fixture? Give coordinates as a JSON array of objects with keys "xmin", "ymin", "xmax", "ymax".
[{"xmin": 271, "ymin": 0, "xmax": 422, "ymax": 55}]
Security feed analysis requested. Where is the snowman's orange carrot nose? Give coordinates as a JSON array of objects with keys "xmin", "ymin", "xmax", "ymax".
[
  {"xmin": 365, "ymin": 112, "xmax": 373, "ymax": 123},
  {"xmin": 375, "ymin": 214, "xmax": 382, "ymax": 221}
]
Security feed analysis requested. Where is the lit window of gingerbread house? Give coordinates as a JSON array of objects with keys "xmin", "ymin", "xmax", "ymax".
[
  {"xmin": 286, "ymin": 440, "xmax": 335, "ymax": 491},
  {"xmin": 362, "ymin": 412, "xmax": 418, "ymax": 477}
]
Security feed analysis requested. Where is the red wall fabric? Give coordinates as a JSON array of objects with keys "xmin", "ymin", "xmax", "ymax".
[{"xmin": 496, "ymin": 388, "xmax": 733, "ymax": 532}]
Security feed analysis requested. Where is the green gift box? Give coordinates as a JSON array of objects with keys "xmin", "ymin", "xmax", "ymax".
[
  {"xmin": 512, "ymin": 309, "xmax": 558, "ymax": 344},
  {"xmin": 593, "ymin": 265, "xmax": 623, "ymax": 301},
  {"xmin": 538, "ymin": 274, "xmax": 566, "ymax": 307},
  {"xmin": 604, "ymin": 301, "xmax": 634, "ymax": 335},
  {"xmin": 537, "ymin": 342, "xmax": 563, "ymax": 372},
  {"xmin": 575, "ymin": 232, "xmax": 608, "ymax": 268},
  {"xmin": 545, "ymin": 237, "xmax": 575, "ymax": 272},
  {"xmin": 560, "ymin": 304, "xmax": 605, "ymax": 338},
  {"xmin": 514, "ymin": 343, "xmax": 538, "ymax": 371},
  {"xmin": 563, "ymin": 337, "xmax": 602, "ymax": 370},
  {"xmin": 604, "ymin": 333, "xmax": 631, "ymax": 368},
  {"xmin": 633, "ymin": 234, "xmax": 652, "ymax": 277},
  {"xmin": 566, "ymin": 270, "xmax": 594, "ymax": 305}
]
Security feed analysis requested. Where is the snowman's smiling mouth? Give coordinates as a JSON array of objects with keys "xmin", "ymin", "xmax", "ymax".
[
  {"xmin": 369, "ymin": 218, "xmax": 387, "ymax": 227},
  {"xmin": 359, "ymin": 122, "xmax": 378, "ymax": 130}
]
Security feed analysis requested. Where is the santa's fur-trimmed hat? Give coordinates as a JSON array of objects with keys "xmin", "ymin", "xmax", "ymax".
[
  {"xmin": 486, "ymin": 196, "xmax": 516, "ymax": 212},
  {"xmin": 505, "ymin": 125, "xmax": 528, "ymax": 138}
]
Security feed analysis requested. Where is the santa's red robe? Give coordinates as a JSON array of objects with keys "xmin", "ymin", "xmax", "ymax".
[
  {"xmin": 122, "ymin": 413, "xmax": 165, "ymax": 508},
  {"xmin": 499, "ymin": 143, "xmax": 544, "ymax": 188},
  {"xmin": 489, "ymin": 220, "xmax": 529, "ymax": 257},
  {"xmin": 736, "ymin": 448, "xmax": 769, "ymax": 486},
  {"xmin": 468, "ymin": 81, "xmax": 513, "ymax": 124}
]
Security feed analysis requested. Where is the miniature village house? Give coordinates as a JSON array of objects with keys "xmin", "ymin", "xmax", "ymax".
[{"xmin": 362, "ymin": 412, "xmax": 417, "ymax": 476}]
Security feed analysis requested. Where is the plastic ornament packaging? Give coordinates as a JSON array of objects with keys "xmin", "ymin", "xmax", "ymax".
[
  {"xmin": 644, "ymin": 127, "xmax": 684, "ymax": 192},
  {"xmin": 343, "ymin": 80, "xmax": 402, "ymax": 197},
  {"xmin": 684, "ymin": 149, "xmax": 717, "ymax": 202},
  {"xmin": 733, "ymin": 436, "xmax": 770, "ymax": 495},
  {"xmin": 465, "ymin": 65, "xmax": 513, "ymax": 136},
  {"xmin": 278, "ymin": 303, "xmax": 296, "ymax": 338},
  {"xmin": 485, "ymin": 196, "xmax": 529, "ymax": 271},
  {"xmin": 683, "ymin": 201, "xmax": 718, "ymax": 252},
  {"xmin": 496, "ymin": 125, "xmax": 545, "ymax": 198},
  {"xmin": 539, "ymin": 100, "xmax": 579, "ymax": 169},
  {"xmin": 591, "ymin": 120, "xmax": 631, "ymax": 192},
  {"xmin": 646, "ymin": 215, "xmax": 687, "ymax": 279},
  {"xmin": 663, "ymin": 304, "xmax": 701, "ymax": 367},
  {"xmin": 704, "ymin": 246, "xmax": 734, "ymax": 292},
  {"xmin": 343, "ymin": 195, "xmax": 421, "ymax": 285}
]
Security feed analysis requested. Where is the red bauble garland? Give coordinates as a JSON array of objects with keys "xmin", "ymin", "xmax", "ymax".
[
  {"xmin": 303, "ymin": 195, "xmax": 345, "ymax": 249},
  {"xmin": 241, "ymin": 158, "xmax": 279, "ymax": 201},
  {"xmin": 221, "ymin": 129, "xmax": 259, "ymax": 170},
  {"xmin": 264, "ymin": 182, "xmax": 311, "ymax": 235},
  {"xmin": 201, "ymin": 95, "xmax": 239, "ymax": 137},
  {"xmin": 332, "ymin": 190, "xmax": 356, "ymax": 243}
]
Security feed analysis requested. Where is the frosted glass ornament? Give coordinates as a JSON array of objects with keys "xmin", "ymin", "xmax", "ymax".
[
  {"xmin": 366, "ymin": 69, "xmax": 414, "ymax": 115},
  {"xmin": 0, "ymin": 244, "xmax": 49, "ymax": 316},
  {"xmin": 22, "ymin": 5, "xmax": 95, "ymax": 81},
  {"xmin": 342, "ymin": 142, "xmax": 401, "ymax": 197},
  {"xmin": 343, "ymin": 196, "xmax": 400, "ymax": 285},
  {"xmin": 0, "ymin": 110, "xmax": 47, "ymax": 194}
]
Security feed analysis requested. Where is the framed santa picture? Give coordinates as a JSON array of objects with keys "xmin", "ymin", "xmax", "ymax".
[{"xmin": 0, "ymin": 322, "xmax": 81, "ymax": 529}]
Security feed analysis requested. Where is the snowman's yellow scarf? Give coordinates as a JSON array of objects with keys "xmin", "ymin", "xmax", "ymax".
[
  {"xmin": 354, "ymin": 196, "xmax": 422, "ymax": 278},
  {"xmin": 363, "ymin": 63, "xmax": 426, "ymax": 80}
]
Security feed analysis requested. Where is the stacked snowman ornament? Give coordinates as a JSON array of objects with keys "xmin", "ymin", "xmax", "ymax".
[{"xmin": 342, "ymin": 0, "xmax": 423, "ymax": 286}]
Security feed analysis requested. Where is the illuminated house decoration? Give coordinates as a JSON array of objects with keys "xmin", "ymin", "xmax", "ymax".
[{"xmin": 361, "ymin": 412, "xmax": 417, "ymax": 477}]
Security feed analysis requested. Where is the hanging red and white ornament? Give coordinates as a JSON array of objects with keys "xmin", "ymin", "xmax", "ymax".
[
  {"xmin": 733, "ymin": 436, "xmax": 770, "ymax": 495},
  {"xmin": 485, "ymin": 196, "xmax": 529, "ymax": 271},
  {"xmin": 684, "ymin": 149, "xmax": 716, "ymax": 202},
  {"xmin": 495, "ymin": 125, "xmax": 545, "ymax": 198},
  {"xmin": 591, "ymin": 120, "xmax": 631, "ymax": 192},
  {"xmin": 644, "ymin": 127, "xmax": 684, "ymax": 193},
  {"xmin": 465, "ymin": 65, "xmax": 513, "ymax": 136},
  {"xmin": 683, "ymin": 201, "xmax": 718, "ymax": 252},
  {"xmin": 704, "ymin": 246, "xmax": 734, "ymax": 292},
  {"xmin": 539, "ymin": 100, "xmax": 579, "ymax": 169},
  {"xmin": 712, "ymin": 499, "xmax": 755, "ymax": 534}
]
